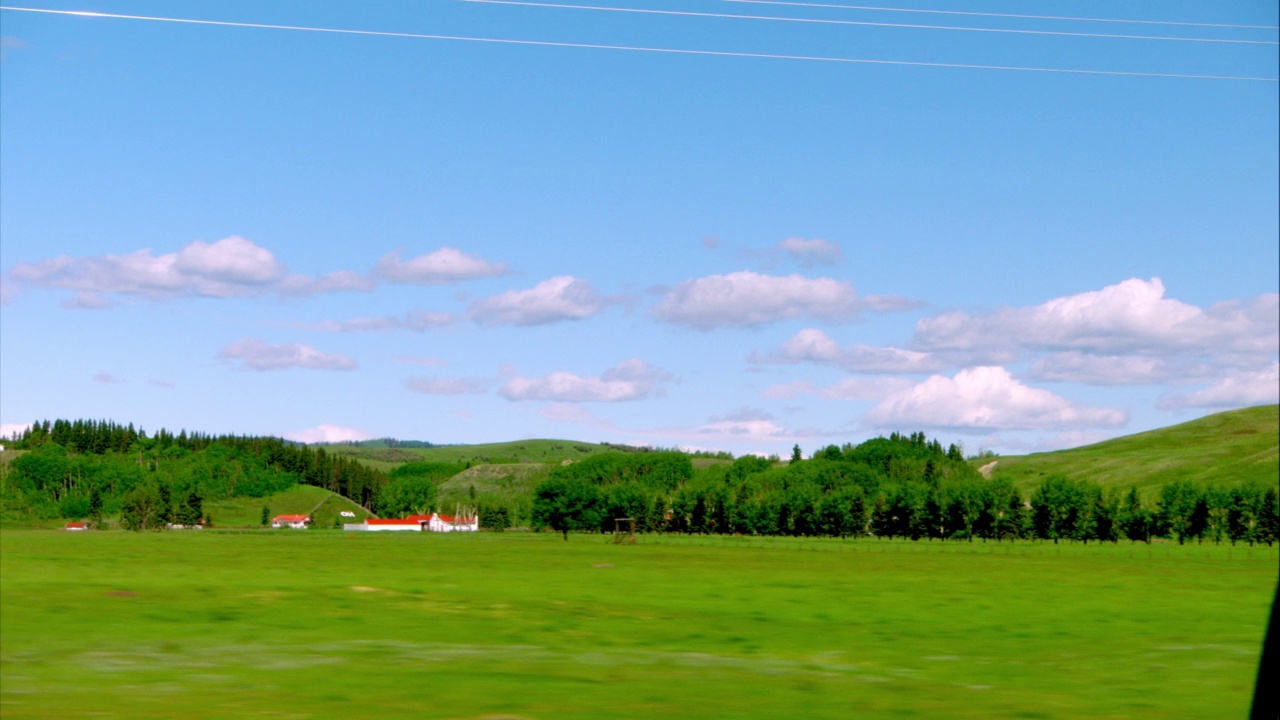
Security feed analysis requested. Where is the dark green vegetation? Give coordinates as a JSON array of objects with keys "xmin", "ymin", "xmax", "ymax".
[
  {"xmin": 529, "ymin": 436, "xmax": 1278, "ymax": 545},
  {"xmin": 1, "ymin": 420, "xmax": 386, "ymax": 526},
  {"xmin": 983, "ymin": 405, "xmax": 1279, "ymax": 496},
  {"xmin": 1, "ymin": 531, "xmax": 1274, "ymax": 719}
]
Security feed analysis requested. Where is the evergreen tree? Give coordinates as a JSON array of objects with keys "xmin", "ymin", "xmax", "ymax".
[
  {"xmin": 1257, "ymin": 486, "xmax": 1278, "ymax": 546},
  {"xmin": 88, "ymin": 486, "xmax": 104, "ymax": 526}
]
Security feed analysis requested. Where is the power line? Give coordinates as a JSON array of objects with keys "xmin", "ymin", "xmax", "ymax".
[
  {"xmin": 0, "ymin": 6, "xmax": 1275, "ymax": 82},
  {"xmin": 463, "ymin": 0, "xmax": 1278, "ymax": 45},
  {"xmin": 724, "ymin": 0, "xmax": 1280, "ymax": 32}
]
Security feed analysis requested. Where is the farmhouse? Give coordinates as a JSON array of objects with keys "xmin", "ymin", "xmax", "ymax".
[
  {"xmin": 271, "ymin": 514, "xmax": 311, "ymax": 529},
  {"xmin": 344, "ymin": 512, "xmax": 479, "ymax": 533},
  {"xmin": 429, "ymin": 512, "xmax": 479, "ymax": 533}
]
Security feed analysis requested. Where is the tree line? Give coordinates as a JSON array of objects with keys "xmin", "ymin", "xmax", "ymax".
[
  {"xmin": 2, "ymin": 419, "xmax": 389, "ymax": 525},
  {"xmin": 531, "ymin": 433, "xmax": 1279, "ymax": 545}
]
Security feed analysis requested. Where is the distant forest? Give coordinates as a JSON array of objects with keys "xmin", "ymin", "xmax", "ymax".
[
  {"xmin": 530, "ymin": 435, "xmax": 1277, "ymax": 546},
  {"xmin": 2, "ymin": 419, "xmax": 1276, "ymax": 544}
]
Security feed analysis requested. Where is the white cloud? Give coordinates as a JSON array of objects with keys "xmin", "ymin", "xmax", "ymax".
[
  {"xmin": 915, "ymin": 278, "xmax": 1279, "ymax": 358},
  {"xmin": 219, "ymin": 339, "xmax": 358, "ymax": 372},
  {"xmin": 0, "ymin": 422, "xmax": 33, "ymax": 440},
  {"xmin": 765, "ymin": 377, "xmax": 915, "ymax": 401},
  {"xmin": 375, "ymin": 247, "xmax": 508, "ymax": 284},
  {"xmin": 651, "ymin": 271, "xmax": 863, "ymax": 330},
  {"xmin": 778, "ymin": 237, "xmax": 841, "ymax": 266},
  {"xmin": 698, "ymin": 414, "xmax": 789, "ymax": 438},
  {"xmin": 7, "ymin": 236, "xmax": 374, "ymax": 301},
  {"xmin": 499, "ymin": 359, "xmax": 671, "ymax": 402},
  {"xmin": 92, "ymin": 372, "xmax": 122, "ymax": 384},
  {"xmin": 754, "ymin": 328, "xmax": 946, "ymax": 374},
  {"xmin": 1028, "ymin": 352, "xmax": 1172, "ymax": 385},
  {"xmin": 1160, "ymin": 362, "xmax": 1280, "ymax": 410},
  {"xmin": 469, "ymin": 276, "xmax": 609, "ymax": 326},
  {"xmin": 279, "ymin": 270, "xmax": 378, "ymax": 295},
  {"xmin": 284, "ymin": 424, "xmax": 373, "ymax": 444},
  {"xmin": 405, "ymin": 376, "xmax": 490, "ymax": 395},
  {"xmin": 864, "ymin": 366, "xmax": 1128, "ymax": 431},
  {"xmin": 304, "ymin": 311, "xmax": 455, "ymax": 333}
]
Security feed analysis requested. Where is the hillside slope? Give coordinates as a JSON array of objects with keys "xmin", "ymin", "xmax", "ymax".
[
  {"xmin": 984, "ymin": 405, "xmax": 1278, "ymax": 497},
  {"xmin": 323, "ymin": 439, "xmax": 631, "ymax": 470}
]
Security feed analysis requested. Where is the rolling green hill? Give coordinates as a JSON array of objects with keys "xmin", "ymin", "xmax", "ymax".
[
  {"xmin": 982, "ymin": 404, "xmax": 1279, "ymax": 498},
  {"xmin": 203, "ymin": 484, "xmax": 372, "ymax": 528},
  {"xmin": 322, "ymin": 439, "xmax": 636, "ymax": 469}
]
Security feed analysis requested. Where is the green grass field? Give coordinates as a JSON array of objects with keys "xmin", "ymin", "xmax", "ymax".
[
  {"xmin": 980, "ymin": 405, "xmax": 1279, "ymax": 497},
  {"xmin": 1, "ymin": 530, "xmax": 1274, "ymax": 719}
]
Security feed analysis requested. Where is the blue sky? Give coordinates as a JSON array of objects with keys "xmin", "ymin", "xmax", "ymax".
[{"xmin": 1, "ymin": 0, "xmax": 1277, "ymax": 456}]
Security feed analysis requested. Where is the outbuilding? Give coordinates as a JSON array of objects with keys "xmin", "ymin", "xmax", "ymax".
[
  {"xmin": 64, "ymin": 521, "xmax": 88, "ymax": 531},
  {"xmin": 271, "ymin": 514, "xmax": 310, "ymax": 529}
]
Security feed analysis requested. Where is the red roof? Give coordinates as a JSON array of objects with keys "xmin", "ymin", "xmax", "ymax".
[
  {"xmin": 405, "ymin": 514, "xmax": 434, "ymax": 523},
  {"xmin": 64, "ymin": 521, "xmax": 87, "ymax": 529},
  {"xmin": 435, "ymin": 514, "xmax": 475, "ymax": 523},
  {"xmin": 273, "ymin": 514, "xmax": 310, "ymax": 522}
]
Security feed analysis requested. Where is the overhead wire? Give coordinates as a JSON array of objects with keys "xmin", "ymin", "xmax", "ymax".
[
  {"xmin": 723, "ymin": 0, "xmax": 1280, "ymax": 32},
  {"xmin": 461, "ymin": 0, "xmax": 1279, "ymax": 45},
  {"xmin": 0, "ymin": 6, "xmax": 1275, "ymax": 82}
]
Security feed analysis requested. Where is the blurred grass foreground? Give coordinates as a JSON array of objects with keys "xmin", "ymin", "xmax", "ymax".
[{"xmin": 1, "ymin": 530, "xmax": 1275, "ymax": 719}]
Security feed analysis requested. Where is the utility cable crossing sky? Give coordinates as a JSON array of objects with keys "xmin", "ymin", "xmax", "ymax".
[
  {"xmin": 724, "ymin": 0, "xmax": 1280, "ymax": 31},
  {"xmin": 461, "ymin": 0, "xmax": 1280, "ymax": 45},
  {"xmin": 0, "ymin": 5, "xmax": 1276, "ymax": 82}
]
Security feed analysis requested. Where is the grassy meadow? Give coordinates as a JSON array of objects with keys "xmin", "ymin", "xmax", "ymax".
[
  {"xmin": 983, "ymin": 405, "xmax": 1279, "ymax": 498},
  {"xmin": 2, "ymin": 530, "xmax": 1274, "ymax": 719}
]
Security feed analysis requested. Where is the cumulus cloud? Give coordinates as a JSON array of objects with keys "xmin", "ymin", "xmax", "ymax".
[
  {"xmin": 915, "ymin": 278, "xmax": 1279, "ymax": 358},
  {"xmin": 279, "ymin": 270, "xmax": 378, "ymax": 295},
  {"xmin": 303, "ymin": 311, "xmax": 455, "ymax": 333},
  {"xmin": 405, "ymin": 376, "xmax": 490, "ymax": 395},
  {"xmin": 754, "ymin": 328, "xmax": 947, "ymax": 374},
  {"xmin": 375, "ymin": 247, "xmax": 508, "ymax": 284},
  {"xmin": 6, "ymin": 236, "xmax": 375, "ymax": 302},
  {"xmin": 1160, "ymin": 362, "xmax": 1280, "ymax": 410},
  {"xmin": 864, "ymin": 366, "xmax": 1128, "ymax": 431},
  {"xmin": 284, "ymin": 424, "xmax": 373, "ymax": 444},
  {"xmin": 219, "ymin": 339, "xmax": 358, "ymax": 372},
  {"xmin": 469, "ymin": 276, "xmax": 609, "ymax": 326},
  {"xmin": 778, "ymin": 237, "xmax": 841, "ymax": 266},
  {"xmin": 1028, "ymin": 352, "xmax": 1172, "ymax": 385},
  {"xmin": 651, "ymin": 272, "xmax": 871, "ymax": 330},
  {"xmin": 499, "ymin": 359, "xmax": 671, "ymax": 402},
  {"xmin": 696, "ymin": 407, "xmax": 792, "ymax": 438}
]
